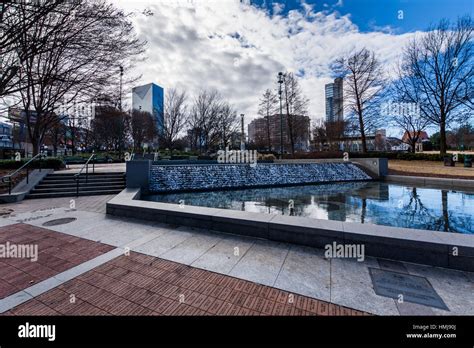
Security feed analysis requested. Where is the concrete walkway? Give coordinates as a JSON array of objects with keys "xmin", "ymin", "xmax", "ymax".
[{"xmin": 0, "ymin": 195, "xmax": 472, "ymax": 316}]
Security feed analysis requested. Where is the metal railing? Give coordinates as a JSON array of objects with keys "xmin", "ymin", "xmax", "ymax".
[
  {"xmin": 1, "ymin": 153, "xmax": 44, "ymax": 195},
  {"xmin": 74, "ymin": 153, "xmax": 96, "ymax": 196}
]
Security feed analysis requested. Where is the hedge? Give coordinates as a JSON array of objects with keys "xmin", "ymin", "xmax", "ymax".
[
  {"xmin": 283, "ymin": 151, "xmax": 471, "ymax": 162},
  {"xmin": 0, "ymin": 158, "xmax": 65, "ymax": 170}
]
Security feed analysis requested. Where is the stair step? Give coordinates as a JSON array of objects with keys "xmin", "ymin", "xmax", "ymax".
[
  {"xmin": 44, "ymin": 175, "xmax": 124, "ymax": 179},
  {"xmin": 36, "ymin": 181, "xmax": 125, "ymax": 188},
  {"xmin": 48, "ymin": 172, "xmax": 125, "ymax": 177},
  {"xmin": 31, "ymin": 185, "xmax": 125, "ymax": 193},
  {"xmin": 26, "ymin": 190, "xmax": 123, "ymax": 199},
  {"xmin": 40, "ymin": 179, "xmax": 125, "ymax": 185},
  {"xmin": 25, "ymin": 171, "xmax": 126, "ymax": 200},
  {"xmin": 43, "ymin": 174, "xmax": 125, "ymax": 179},
  {"xmin": 42, "ymin": 176, "xmax": 125, "ymax": 182}
]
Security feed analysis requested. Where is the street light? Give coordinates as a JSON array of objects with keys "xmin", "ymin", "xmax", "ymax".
[
  {"xmin": 119, "ymin": 66, "xmax": 124, "ymax": 111},
  {"xmin": 240, "ymin": 113, "xmax": 245, "ymax": 151},
  {"xmin": 118, "ymin": 66, "xmax": 124, "ymax": 158},
  {"xmin": 278, "ymin": 72, "xmax": 284, "ymax": 159}
]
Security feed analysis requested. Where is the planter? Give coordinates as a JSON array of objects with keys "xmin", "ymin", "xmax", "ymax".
[
  {"xmin": 464, "ymin": 155, "xmax": 472, "ymax": 168},
  {"xmin": 443, "ymin": 155, "xmax": 455, "ymax": 167}
]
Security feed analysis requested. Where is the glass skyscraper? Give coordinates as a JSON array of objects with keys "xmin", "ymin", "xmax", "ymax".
[
  {"xmin": 132, "ymin": 83, "xmax": 164, "ymax": 134},
  {"xmin": 325, "ymin": 78, "xmax": 343, "ymax": 123}
]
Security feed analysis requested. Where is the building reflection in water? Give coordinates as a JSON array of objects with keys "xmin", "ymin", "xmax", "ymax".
[{"xmin": 144, "ymin": 182, "xmax": 474, "ymax": 234}]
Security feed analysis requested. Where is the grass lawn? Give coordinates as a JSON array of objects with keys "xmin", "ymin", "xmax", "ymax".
[{"xmin": 388, "ymin": 160, "xmax": 474, "ymax": 179}]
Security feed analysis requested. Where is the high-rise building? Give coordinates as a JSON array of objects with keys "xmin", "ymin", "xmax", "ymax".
[
  {"xmin": 325, "ymin": 78, "xmax": 343, "ymax": 123},
  {"xmin": 132, "ymin": 83, "xmax": 164, "ymax": 134}
]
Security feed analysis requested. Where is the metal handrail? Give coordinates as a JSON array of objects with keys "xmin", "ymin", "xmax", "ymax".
[
  {"xmin": 74, "ymin": 153, "xmax": 96, "ymax": 196},
  {"xmin": 1, "ymin": 153, "xmax": 44, "ymax": 195}
]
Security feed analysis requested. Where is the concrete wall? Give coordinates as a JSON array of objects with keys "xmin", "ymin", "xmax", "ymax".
[{"xmin": 126, "ymin": 160, "xmax": 151, "ymax": 192}]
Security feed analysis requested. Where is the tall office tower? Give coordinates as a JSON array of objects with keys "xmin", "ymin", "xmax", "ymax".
[
  {"xmin": 132, "ymin": 83, "xmax": 164, "ymax": 134},
  {"xmin": 325, "ymin": 78, "xmax": 344, "ymax": 123}
]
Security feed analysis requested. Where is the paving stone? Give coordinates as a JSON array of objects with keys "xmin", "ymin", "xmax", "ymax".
[{"xmin": 229, "ymin": 240, "xmax": 290, "ymax": 286}]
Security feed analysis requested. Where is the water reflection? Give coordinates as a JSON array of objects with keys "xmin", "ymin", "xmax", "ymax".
[{"xmin": 143, "ymin": 182, "xmax": 474, "ymax": 234}]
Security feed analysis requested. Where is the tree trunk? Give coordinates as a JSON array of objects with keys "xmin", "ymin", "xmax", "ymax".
[
  {"xmin": 266, "ymin": 116, "xmax": 271, "ymax": 151},
  {"xmin": 32, "ymin": 141, "xmax": 40, "ymax": 156},
  {"xmin": 358, "ymin": 111, "xmax": 367, "ymax": 153},
  {"xmin": 439, "ymin": 120, "xmax": 447, "ymax": 155},
  {"xmin": 71, "ymin": 126, "xmax": 76, "ymax": 155}
]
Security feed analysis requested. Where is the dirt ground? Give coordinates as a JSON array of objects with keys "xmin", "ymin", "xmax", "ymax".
[
  {"xmin": 0, "ymin": 170, "xmax": 27, "ymax": 194},
  {"xmin": 388, "ymin": 160, "xmax": 474, "ymax": 179}
]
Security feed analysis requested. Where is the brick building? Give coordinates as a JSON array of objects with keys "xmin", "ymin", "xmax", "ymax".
[{"xmin": 248, "ymin": 114, "xmax": 310, "ymax": 153}]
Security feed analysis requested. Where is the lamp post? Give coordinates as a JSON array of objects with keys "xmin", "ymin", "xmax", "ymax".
[
  {"xmin": 118, "ymin": 66, "xmax": 124, "ymax": 158},
  {"xmin": 278, "ymin": 72, "xmax": 284, "ymax": 159},
  {"xmin": 240, "ymin": 113, "xmax": 245, "ymax": 151},
  {"xmin": 119, "ymin": 66, "xmax": 124, "ymax": 111}
]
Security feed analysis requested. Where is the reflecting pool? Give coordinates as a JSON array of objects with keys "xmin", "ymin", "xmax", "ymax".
[{"xmin": 142, "ymin": 181, "xmax": 474, "ymax": 234}]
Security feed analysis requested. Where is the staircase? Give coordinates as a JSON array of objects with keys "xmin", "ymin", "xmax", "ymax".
[{"xmin": 26, "ymin": 172, "xmax": 126, "ymax": 199}]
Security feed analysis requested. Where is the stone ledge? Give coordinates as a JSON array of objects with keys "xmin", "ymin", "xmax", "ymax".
[
  {"xmin": 106, "ymin": 188, "xmax": 474, "ymax": 272},
  {"xmin": 384, "ymin": 175, "xmax": 474, "ymax": 191}
]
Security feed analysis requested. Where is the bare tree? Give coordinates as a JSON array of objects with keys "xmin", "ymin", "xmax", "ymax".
[
  {"xmin": 257, "ymin": 89, "xmax": 278, "ymax": 151},
  {"xmin": 397, "ymin": 16, "xmax": 473, "ymax": 155},
  {"xmin": 130, "ymin": 110, "xmax": 156, "ymax": 151},
  {"xmin": 282, "ymin": 73, "xmax": 310, "ymax": 156},
  {"xmin": 45, "ymin": 116, "xmax": 66, "ymax": 157},
  {"xmin": 216, "ymin": 101, "xmax": 239, "ymax": 149},
  {"xmin": 161, "ymin": 88, "xmax": 187, "ymax": 149},
  {"xmin": 188, "ymin": 90, "xmax": 221, "ymax": 153},
  {"xmin": 91, "ymin": 106, "xmax": 129, "ymax": 154},
  {"xmin": 333, "ymin": 48, "xmax": 385, "ymax": 153},
  {"xmin": 0, "ymin": 1, "xmax": 63, "ymax": 97},
  {"xmin": 312, "ymin": 120, "xmax": 347, "ymax": 151},
  {"xmin": 384, "ymin": 99, "xmax": 430, "ymax": 153},
  {"xmin": 14, "ymin": 0, "xmax": 145, "ymax": 155}
]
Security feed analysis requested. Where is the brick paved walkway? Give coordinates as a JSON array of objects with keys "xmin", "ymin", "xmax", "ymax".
[
  {"xmin": 0, "ymin": 223, "xmax": 113, "ymax": 299},
  {"xmin": 3, "ymin": 249, "xmax": 369, "ymax": 316}
]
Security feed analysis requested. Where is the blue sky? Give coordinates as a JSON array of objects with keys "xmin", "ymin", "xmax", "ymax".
[
  {"xmin": 106, "ymin": 0, "xmax": 472, "ymax": 137},
  {"xmin": 251, "ymin": 0, "xmax": 474, "ymax": 33}
]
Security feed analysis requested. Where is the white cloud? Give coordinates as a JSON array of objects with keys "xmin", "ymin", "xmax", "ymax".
[
  {"xmin": 111, "ymin": 0, "xmax": 419, "ymax": 125},
  {"xmin": 272, "ymin": 2, "xmax": 285, "ymax": 15}
]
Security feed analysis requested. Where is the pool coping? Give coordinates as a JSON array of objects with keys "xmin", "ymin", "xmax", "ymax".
[
  {"xmin": 106, "ymin": 188, "xmax": 474, "ymax": 272},
  {"xmin": 384, "ymin": 175, "xmax": 474, "ymax": 191}
]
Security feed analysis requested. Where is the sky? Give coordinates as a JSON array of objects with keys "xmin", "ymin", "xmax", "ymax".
[{"xmin": 111, "ymin": 0, "xmax": 473, "ymax": 137}]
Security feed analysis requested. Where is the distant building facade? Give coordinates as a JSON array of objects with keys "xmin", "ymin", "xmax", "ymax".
[
  {"xmin": 7, "ymin": 107, "xmax": 36, "ymax": 154},
  {"xmin": 313, "ymin": 129, "xmax": 391, "ymax": 152},
  {"xmin": 401, "ymin": 130, "xmax": 430, "ymax": 152},
  {"xmin": 0, "ymin": 121, "xmax": 13, "ymax": 149},
  {"xmin": 248, "ymin": 114, "xmax": 310, "ymax": 152},
  {"xmin": 132, "ymin": 83, "xmax": 164, "ymax": 135},
  {"xmin": 325, "ymin": 78, "xmax": 343, "ymax": 123}
]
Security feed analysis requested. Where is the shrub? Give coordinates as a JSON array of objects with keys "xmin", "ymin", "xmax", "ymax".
[
  {"xmin": 198, "ymin": 155, "xmax": 214, "ymax": 160},
  {"xmin": 261, "ymin": 154, "xmax": 277, "ymax": 161},
  {"xmin": 282, "ymin": 151, "xmax": 467, "ymax": 162},
  {"xmin": 170, "ymin": 155, "xmax": 190, "ymax": 160},
  {"xmin": 0, "ymin": 158, "xmax": 64, "ymax": 170}
]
